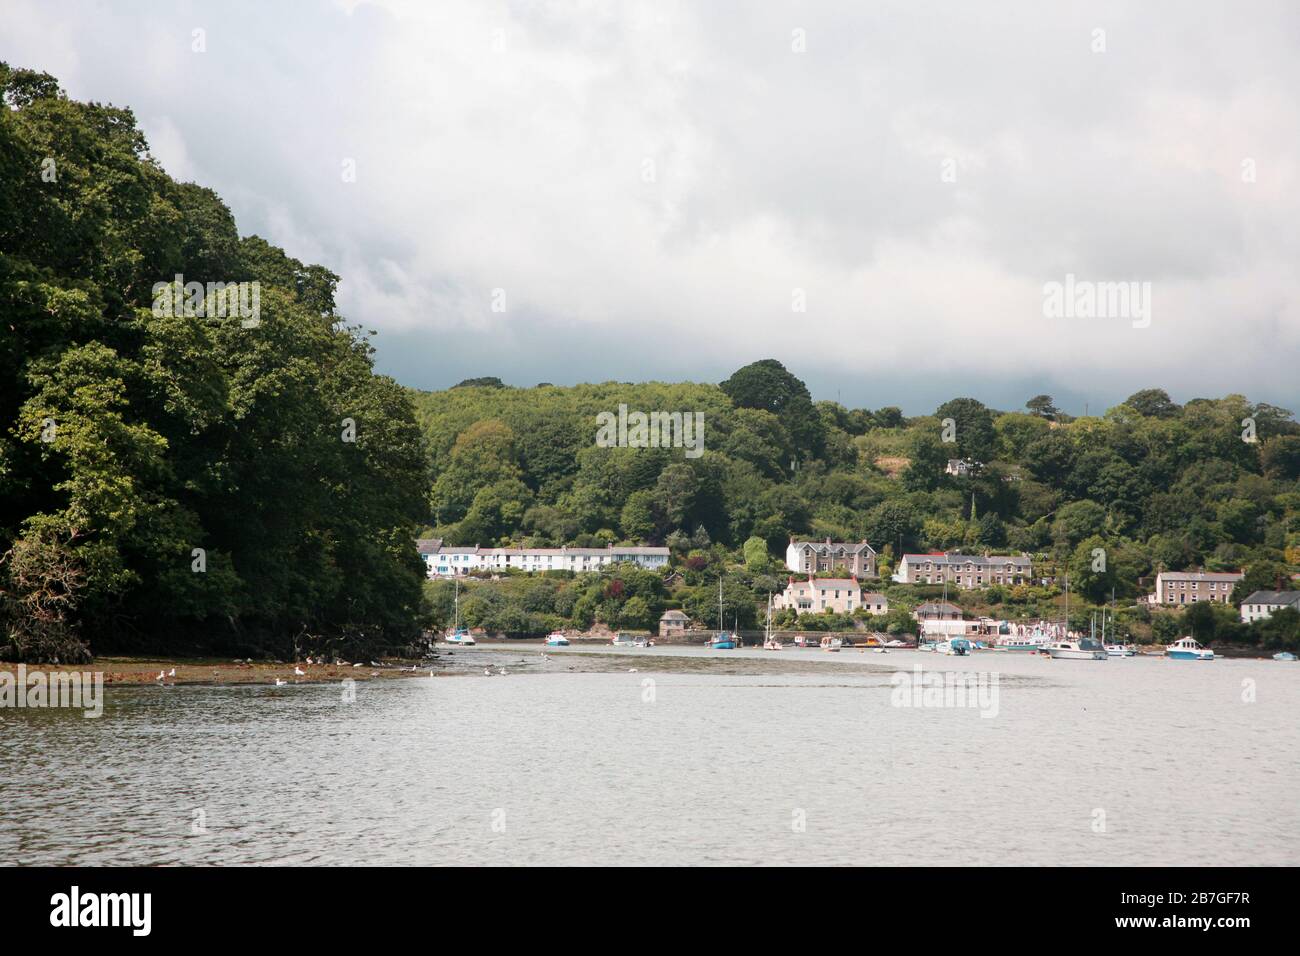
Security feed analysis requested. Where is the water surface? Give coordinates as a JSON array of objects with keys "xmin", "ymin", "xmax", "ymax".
[{"xmin": 2, "ymin": 645, "xmax": 1295, "ymax": 865}]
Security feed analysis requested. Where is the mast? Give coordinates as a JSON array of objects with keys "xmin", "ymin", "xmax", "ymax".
[{"xmin": 717, "ymin": 576, "xmax": 723, "ymax": 635}]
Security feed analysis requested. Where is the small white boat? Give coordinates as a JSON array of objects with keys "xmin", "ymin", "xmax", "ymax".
[
  {"xmin": 882, "ymin": 639, "xmax": 907, "ymax": 647},
  {"xmin": 1166, "ymin": 636, "xmax": 1214, "ymax": 661},
  {"xmin": 1043, "ymin": 638, "xmax": 1107, "ymax": 660},
  {"xmin": 793, "ymin": 635, "xmax": 813, "ymax": 647},
  {"xmin": 1273, "ymin": 651, "xmax": 1297, "ymax": 661},
  {"xmin": 1105, "ymin": 643, "xmax": 1136, "ymax": 657},
  {"xmin": 545, "ymin": 632, "xmax": 569, "ymax": 647},
  {"xmin": 820, "ymin": 636, "xmax": 842, "ymax": 652},
  {"xmin": 445, "ymin": 627, "xmax": 475, "ymax": 646},
  {"xmin": 934, "ymin": 638, "xmax": 972, "ymax": 656}
]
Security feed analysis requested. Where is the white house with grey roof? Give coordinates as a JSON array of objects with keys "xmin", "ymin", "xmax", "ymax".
[
  {"xmin": 1240, "ymin": 590, "xmax": 1300, "ymax": 623},
  {"xmin": 785, "ymin": 538, "xmax": 877, "ymax": 578},
  {"xmin": 417, "ymin": 541, "xmax": 669, "ymax": 578},
  {"xmin": 893, "ymin": 552, "xmax": 1032, "ymax": 589}
]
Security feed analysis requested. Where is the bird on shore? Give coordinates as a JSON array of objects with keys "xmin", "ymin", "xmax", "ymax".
[
  {"xmin": 274, "ymin": 678, "xmax": 287, "ymax": 686},
  {"xmin": 294, "ymin": 666, "xmax": 306, "ymax": 676},
  {"xmin": 156, "ymin": 670, "xmax": 165, "ymax": 681},
  {"xmin": 483, "ymin": 667, "xmax": 492, "ymax": 676},
  {"xmin": 351, "ymin": 662, "xmax": 362, "ymax": 667},
  {"xmin": 168, "ymin": 667, "xmax": 176, "ymax": 677},
  {"xmin": 498, "ymin": 667, "xmax": 507, "ymax": 675}
]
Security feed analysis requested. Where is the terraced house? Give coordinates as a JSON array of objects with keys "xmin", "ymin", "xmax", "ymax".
[
  {"xmin": 1153, "ymin": 570, "xmax": 1243, "ymax": 605},
  {"xmin": 785, "ymin": 538, "xmax": 878, "ymax": 578},
  {"xmin": 417, "ymin": 539, "xmax": 670, "ymax": 578},
  {"xmin": 892, "ymin": 552, "xmax": 1033, "ymax": 589}
]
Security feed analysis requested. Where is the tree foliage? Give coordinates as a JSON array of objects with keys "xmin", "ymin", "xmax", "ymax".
[{"xmin": 0, "ymin": 65, "xmax": 429, "ymax": 661}]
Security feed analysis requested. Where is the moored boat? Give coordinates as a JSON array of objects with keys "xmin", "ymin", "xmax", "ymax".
[
  {"xmin": 762, "ymin": 595, "xmax": 782, "ymax": 649},
  {"xmin": 820, "ymin": 636, "xmax": 842, "ymax": 652},
  {"xmin": 1105, "ymin": 643, "xmax": 1136, "ymax": 657},
  {"xmin": 445, "ymin": 626, "xmax": 475, "ymax": 646},
  {"xmin": 995, "ymin": 635, "xmax": 1042, "ymax": 652},
  {"xmin": 1273, "ymin": 651, "xmax": 1297, "ymax": 661},
  {"xmin": 1166, "ymin": 636, "xmax": 1214, "ymax": 660},
  {"xmin": 935, "ymin": 637, "xmax": 972, "ymax": 656},
  {"xmin": 1043, "ymin": 638, "xmax": 1107, "ymax": 660},
  {"xmin": 545, "ymin": 632, "xmax": 570, "ymax": 646}
]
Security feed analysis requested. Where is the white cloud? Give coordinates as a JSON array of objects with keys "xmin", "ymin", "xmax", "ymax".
[{"xmin": 2, "ymin": 0, "xmax": 1297, "ymax": 412}]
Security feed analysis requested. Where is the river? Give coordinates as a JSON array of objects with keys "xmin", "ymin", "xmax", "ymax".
[{"xmin": 2, "ymin": 645, "xmax": 1295, "ymax": 865}]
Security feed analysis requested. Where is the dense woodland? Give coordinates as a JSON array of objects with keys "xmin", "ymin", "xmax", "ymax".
[
  {"xmin": 413, "ymin": 364, "xmax": 1300, "ymax": 649},
  {"xmin": 3, "ymin": 65, "xmax": 1297, "ymax": 662},
  {"xmin": 0, "ymin": 66, "xmax": 429, "ymax": 662}
]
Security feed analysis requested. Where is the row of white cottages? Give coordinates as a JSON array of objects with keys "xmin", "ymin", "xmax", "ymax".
[{"xmin": 417, "ymin": 539, "xmax": 670, "ymax": 577}]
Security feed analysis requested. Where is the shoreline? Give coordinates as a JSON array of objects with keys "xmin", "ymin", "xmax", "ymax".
[{"xmin": 0, "ymin": 657, "xmax": 446, "ymax": 687}]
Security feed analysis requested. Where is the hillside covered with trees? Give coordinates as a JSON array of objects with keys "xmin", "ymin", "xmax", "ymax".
[
  {"xmin": 414, "ymin": 363, "xmax": 1300, "ymax": 648},
  {"xmin": 0, "ymin": 65, "xmax": 430, "ymax": 662}
]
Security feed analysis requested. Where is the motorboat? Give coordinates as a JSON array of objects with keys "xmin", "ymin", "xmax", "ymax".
[
  {"xmin": 994, "ymin": 635, "xmax": 1043, "ymax": 652},
  {"xmin": 545, "ymin": 632, "xmax": 570, "ymax": 646},
  {"xmin": 1273, "ymin": 651, "xmax": 1297, "ymax": 661},
  {"xmin": 1043, "ymin": 638, "xmax": 1107, "ymax": 660},
  {"xmin": 935, "ymin": 637, "xmax": 972, "ymax": 656},
  {"xmin": 1165, "ymin": 636, "xmax": 1214, "ymax": 660},
  {"xmin": 1105, "ymin": 643, "xmax": 1136, "ymax": 657},
  {"xmin": 820, "ymin": 636, "xmax": 842, "ymax": 652}
]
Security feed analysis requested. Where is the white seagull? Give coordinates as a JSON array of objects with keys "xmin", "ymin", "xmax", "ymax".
[{"xmin": 294, "ymin": 666, "xmax": 306, "ymax": 676}]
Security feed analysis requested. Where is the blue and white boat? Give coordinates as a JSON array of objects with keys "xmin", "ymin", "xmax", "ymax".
[
  {"xmin": 1272, "ymin": 651, "xmax": 1296, "ymax": 661},
  {"xmin": 445, "ymin": 580, "xmax": 474, "ymax": 644},
  {"xmin": 935, "ymin": 637, "xmax": 972, "ymax": 656},
  {"xmin": 708, "ymin": 577, "xmax": 736, "ymax": 648},
  {"xmin": 445, "ymin": 626, "xmax": 475, "ymax": 646},
  {"xmin": 1166, "ymin": 636, "xmax": 1214, "ymax": 660},
  {"xmin": 1105, "ymin": 643, "xmax": 1137, "ymax": 657},
  {"xmin": 545, "ymin": 632, "xmax": 569, "ymax": 646}
]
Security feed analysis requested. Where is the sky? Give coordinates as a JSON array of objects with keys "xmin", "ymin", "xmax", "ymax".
[{"xmin": 3, "ymin": 0, "xmax": 1298, "ymax": 415}]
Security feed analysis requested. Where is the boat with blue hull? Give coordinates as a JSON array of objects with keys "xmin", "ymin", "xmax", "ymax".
[
  {"xmin": 935, "ymin": 638, "xmax": 972, "ymax": 656},
  {"xmin": 1166, "ymin": 636, "xmax": 1214, "ymax": 660}
]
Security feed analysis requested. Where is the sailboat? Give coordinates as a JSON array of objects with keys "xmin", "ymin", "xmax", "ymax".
[
  {"xmin": 709, "ymin": 578, "xmax": 735, "ymax": 649},
  {"xmin": 445, "ymin": 578, "xmax": 475, "ymax": 645},
  {"xmin": 762, "ymin": 595, "xmax": 782, "ymax": 650},
  {"xmin": 1102, "ymin": 594, "xmax": 1135, "ymax": 656},
  {"xmin": 1043, "ymin": 575, "xmax": 1105, "ymax": 660}
]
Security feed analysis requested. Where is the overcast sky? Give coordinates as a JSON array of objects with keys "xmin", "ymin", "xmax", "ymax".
[{"xmin": 3, "ymin": 0, "xmax": 1297, "ymax": 414}]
